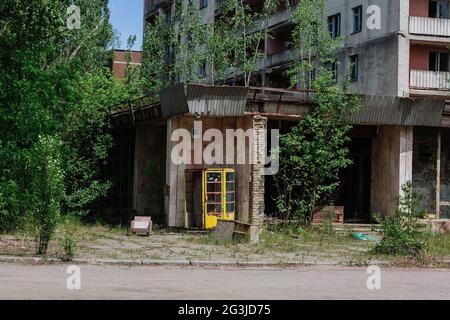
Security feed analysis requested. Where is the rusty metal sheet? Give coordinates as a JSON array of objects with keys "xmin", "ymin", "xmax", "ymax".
[
  {"xmin": 159, "ymin": 83, "xmax": 189, "ymax": 118},
  {"xmin": 186, "ymin": 84, "xmax": 248, "ymax": 116},
  {"xmin": 347, "ymin": 95, "xmax": 445, "ymax": 127}
]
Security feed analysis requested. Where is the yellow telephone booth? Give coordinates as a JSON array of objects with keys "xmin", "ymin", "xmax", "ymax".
[
  {"xmin": 185, "ymin": 168, "xmax": 235, "ymax": 230},
  {"xmin": 203, "ymin": 168, "xmax": 235, "ymax": 229}
]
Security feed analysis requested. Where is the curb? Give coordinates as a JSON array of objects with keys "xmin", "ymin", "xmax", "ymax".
[{"xmin": 1, "ymin": 255, "xmax": 449, "ymax": 269}]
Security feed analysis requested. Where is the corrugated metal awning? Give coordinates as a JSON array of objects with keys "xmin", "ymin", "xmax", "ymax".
[
  {"xmin": 347, "ymin": 95, "xmax": 445, "ymax": 127},
  {"xmin": 160, "ymin": 83, "xmax": 248, "ymax": 117}
]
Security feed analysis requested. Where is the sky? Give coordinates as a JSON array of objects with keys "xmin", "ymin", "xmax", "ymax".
[{"xmin": 108, "ymin": 0, "xmax": 144, "ymax": 51}]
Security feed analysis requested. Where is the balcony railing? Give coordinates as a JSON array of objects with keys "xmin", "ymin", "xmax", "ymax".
[
  {"xmin": 409, "ymin": 16, "xmax": 450, "ymax": 37},
  {"xmin": 410, "ymin": 70, "xmax": 450, "ymax": 90},
  {"xmin": 144, "ymin": 0, "xmax": 172, "ymax": 16}
]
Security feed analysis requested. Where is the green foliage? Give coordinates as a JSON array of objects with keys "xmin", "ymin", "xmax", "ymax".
[
  {"xmin": 273, "ymin": 0, "xmax": 359, "ymax": 227},
  {"xmin": 142, "ymin": 0, "xmax": 278, "ymax": 88},
  {"xmin": 372, "ymin": 182, "xmax": 428, "ymax": 257},
  {"xmin": 61, "ymin": 69, "xmax": 128, "ymax": 217},
  {"xmin": 286, "ymin": 0, "xmax": 343, "ymax": 88},
  {"xmin": 28, "ymin": 136, "xmax": 65, "ymax": 255},
  {"xmin": 274, "ymin": 70, "xmax": 360, "ymax": 227},
  {"xmin": 142, "ymin": 15, "xmax": 174, "ymax": 94},
  {"xmin": 0, "ymin": 1, "xmax": 141, "ymax": 234},
  {"xmin": 59, "ymin": 215, "xmax": 79, "ymax": 261},
  {"xmin": 219, "ymin": 0, "xmax": 266, "ymax": 85},
  {"xmin": 142, "ymin": 2, "xmax": 206, "ymax": 91}
]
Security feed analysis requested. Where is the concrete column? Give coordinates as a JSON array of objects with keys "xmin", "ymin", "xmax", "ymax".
[
  {"xmin": 249, "ymin": 116, "xmax": 267, "ymax": 226},
  {"xmin": 399, "ymin": 126, "xmax": 413, "ymax": 195},
  {"xmin": 371, "ymin": 125, "xmax": 413, "ymax": 217}
]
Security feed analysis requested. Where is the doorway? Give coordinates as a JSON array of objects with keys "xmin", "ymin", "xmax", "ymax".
[{"xmin": 337, "ymin": 138, "xmax": 372, "ymax": 222}]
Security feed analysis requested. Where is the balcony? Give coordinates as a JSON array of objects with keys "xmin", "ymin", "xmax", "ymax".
[
  {"xmin": 410, "ymin": 70, "xmax": 450, "ymax": 90},
  {"xmin": 144, "ymin": 0, "xmax": 172, "ymax": 17},
  {"xmin": 409, "ymin": 16, "xmax": 450, "ymax": 37}
]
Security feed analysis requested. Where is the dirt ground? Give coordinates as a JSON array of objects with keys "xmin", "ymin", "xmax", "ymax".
[
  {"xmin": 0, "ymin": 224, "xmax": 377, "ymax": 265},
  {"xmin": 1, "ymin": 223, "xmax": 449, "ymax": 267}
]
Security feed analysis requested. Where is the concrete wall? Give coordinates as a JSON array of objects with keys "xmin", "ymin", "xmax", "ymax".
[
  {"xmin": 371, "ymin": 126, "xmax": 413, "ymax": 217},
  {"xmin": 326, "ymin": 0, "xmax": 409, "ymax": 96},
  {"xmin": 133, "ymin": 124, "xmax": 167, "ymax": 224}
]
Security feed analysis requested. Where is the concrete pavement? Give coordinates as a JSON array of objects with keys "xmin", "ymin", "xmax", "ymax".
[{"xmin": 0, "ymin": 263, "xmax": 449, "ymax": 299}]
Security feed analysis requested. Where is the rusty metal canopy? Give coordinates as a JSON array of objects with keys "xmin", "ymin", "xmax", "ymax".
[
  {"xmin": 347, "ymin": 95, "xmax": 445, "ymax": 127},
  {"xmin": 160, "ymin": 83, "xmax": 248, "ymax": 117}
]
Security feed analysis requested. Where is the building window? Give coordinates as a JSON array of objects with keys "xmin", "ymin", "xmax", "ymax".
[
  {"xmin": 349, "ymin": 55, "xmax": 358, "ymax": 81},
  {"xmin": 429, "ymin": 51, "xmax": 449, "ymax": 72},
  {"xmin": 429, "ymin": 0, "xmax": 450, "ymax": 19},
  {"xmin": 328, "ymin": 13, "xmax": 341, "ymax": 39},
  {"xmin": 327, "ymin": 61, "xmax": 338, "ymax": 81},
  {"xmin": 200, "ymin": 0, "xmax": 208, "ymax": 9},
  {"xmin": 164, "ymin": 9, "xmax": 172, "ymax": 24},
  {"xmin": 352, "ymin": 6, "xmax": 363, "ymax": 33},
  {"xmin": 198, "ymin": 62, "xmax": 207, "ymax": 78}
]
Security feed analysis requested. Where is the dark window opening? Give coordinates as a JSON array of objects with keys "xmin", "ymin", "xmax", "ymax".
[
  {"xmin": 352, "ymin": 6, "xmax": 363, "ymax": 33},
  {"xmin": 198, "ymin": 62, "xmax": 207, "ymax": 78},
  {"xmin": 429, "ymin": 0, "xmax": 450, "ymax": 19},
  {"xmin": 200, "ymin": 0, "xmax": 208, "ymax": 9},
  {"xmin": 328, "ymin": 13, "xmax": 341, "ymax": 39},
  {"xmin": 349, "ymin": 54, "xmax": 358, "ymax": 81},
  {"xmin": 430, "ymin": 51, "xmax": 449, "ymax": 72}
]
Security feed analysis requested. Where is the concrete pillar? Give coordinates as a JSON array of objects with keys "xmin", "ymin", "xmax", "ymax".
[
  {"xmin": 249, "ymin": 116, "xmax": 267, "ymax": 227},
  {"xmin": 371, "ymin": 126, "xmax": 413, "ymax": 217},
  {"xmin": 399, "ymin": 126, "xmax": 413, "ymax": 194}
]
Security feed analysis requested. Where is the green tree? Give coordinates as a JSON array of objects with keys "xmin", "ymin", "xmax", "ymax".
[
  {"xmin": 286, "ymin": 0, "xmax": 342, "ymax": 88},
  {"xmin": 28, "ymin": 136, "xmax": 64, "ymax": 255},
  {"xmin": 274, "ymin": 0, "xmax": 360, "ymax": 227},
  {"xmin": 142, "ymin": 15, "xmax": 173, "ymax": 95},
  {"xmin": 219, "ymin": 0, "xmax": 267, "ymax": 86},
  {"xmin": 0, "ymin": 0, "xmax": 140, "ymax": 235}
]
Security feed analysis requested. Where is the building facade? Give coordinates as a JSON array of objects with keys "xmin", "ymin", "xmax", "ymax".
[{"xmin": 131, "ymin": 1, "xmax": 450, "ymax": 228}]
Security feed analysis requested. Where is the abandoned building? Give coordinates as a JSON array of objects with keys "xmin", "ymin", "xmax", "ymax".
[
  {"xmin": 106, "ymin": 83, "xmax": 450, "ymax": 231},
  {"xmin": 100, "ymin": 0, "xmax": 450, "ymax": 230}
]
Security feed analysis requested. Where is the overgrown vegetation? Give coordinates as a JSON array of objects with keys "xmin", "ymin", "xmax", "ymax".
[
  {"xmin": 372, "ymin": 182, "xmax": 428, "ymax": 258},
  {"xmin": 142, "ymin": 0, "xmax": 280, "ymax": 87},
  {"xmin": 59, "ymin": 216, "xmax": 79, "ymax": 261},
  {"xmin": 0, "ymin": 0, "xmax": 142, "ymax": 254},
  {"xmin": 273, "ymin": 0, "xmax": 360, "ymax": 227}
]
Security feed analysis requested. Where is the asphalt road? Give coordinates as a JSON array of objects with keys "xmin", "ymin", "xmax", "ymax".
[{"xmin": 0, "ymin": 263, "xmax": 449, "ymax": 300}]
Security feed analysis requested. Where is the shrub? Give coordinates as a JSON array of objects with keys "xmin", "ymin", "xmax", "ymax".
[
  {"xmin": 372, "ymin": 182, "xmax": 427, "ymax": 258},
  {"xmin": 59, "ymin": 215, "xmax": 79, "ymax": 261},
  {"xmin": 28, "ymin": 136, "xmax": 65, "ymax": 255},
  {"xmin": 0, "ymin": 179, "xmax": 20, "ymax": 232},
  {"xmin": 60, "ymin": 231, "xmax": 76, "ymax": 261}
]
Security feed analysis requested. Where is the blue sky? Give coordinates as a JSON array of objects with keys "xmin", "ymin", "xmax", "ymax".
[{"xmin": 109, "ymin": 0, "xmax": 144, "ymax": 51}]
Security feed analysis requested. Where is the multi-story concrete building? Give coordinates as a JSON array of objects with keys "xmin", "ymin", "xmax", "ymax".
[
  {"xmin": 121, "ymin": 0, "xmax": 450, "ymax": 229},
  {"xmin": 144, "ymin": 0, "xmax": 450, "ymax": 98}
]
